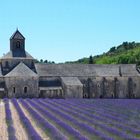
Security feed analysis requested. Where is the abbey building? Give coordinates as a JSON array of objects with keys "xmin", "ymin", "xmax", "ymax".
[{"xmin": 0, "ymin": 30, "xmax": 140, "ymax": 98}]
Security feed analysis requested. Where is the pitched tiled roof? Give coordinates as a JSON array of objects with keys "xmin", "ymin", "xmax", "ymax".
[
  {"xmin": 0, "ymin": 51, "xmax": 34, "ymax": 59},
  {"xmin": 35, "ymin": 64, "xmax": 140, "ymax": 77},
  {"xmin": 61, "ymin": 77, "xmax": 83, "ymax": 86},
  {"xmin": 10, "ymin": 29, "xmax": 25, "ymax": 40},
  {"xmin": 5, "ymin": 62, "xmax": 38, "ymax": 77},
  {"xmin": 35, "ymin": 64, "xmax": 119, "ymax": 77}
]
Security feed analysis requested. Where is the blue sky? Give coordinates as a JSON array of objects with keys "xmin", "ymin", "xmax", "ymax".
[{"xmin": 0, "ymin": 0, "xmax": 140, "ymax": 63}]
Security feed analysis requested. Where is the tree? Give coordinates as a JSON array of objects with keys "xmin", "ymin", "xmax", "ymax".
[
  {"xmin": 118, "ymin": 55, "xmax": 129, "ymax": 64},
  {"xmin": 109, "ymin": 47, "xmax": 116, "ymax": 53},
  {"xmin": 89, "ymin": 55, "xmax": 93, "ymax": 64},
  {"xmin": 40, "ymin": 59, "xmax": 43, "ymax": 63},
  {"xmin": 44, "ymin": 60, "xmax": 48, "ymax": 63},
  {"xmin": 122, "ymin": 42, "xmax": 130, "ymax": 50}
]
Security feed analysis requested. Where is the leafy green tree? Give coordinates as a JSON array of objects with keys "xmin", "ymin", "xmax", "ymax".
[
  {"xmin": 118, "ymin": 55, "xmax": 129, "ymax": 64},
  {"xmin": 44, "ymin": 60, "xmax": 48, "ymax": 63},
  {"xmin": 128, "ymin": 57, "xmax": 135, "ymax": 64},
  {"xmin": 122, "ymin": 42, "xmax": 129, "ymax": 50},
  {"xmin": 40, "ymin": 59, "xmax": 43, "ymax": 63},
  {"xmin": 109, "ymin": 47, "xmax": 116, "ymax": 53},
  {"xmin": 89, "ymin": 55, "xmax": 93, "ymax": 64}
]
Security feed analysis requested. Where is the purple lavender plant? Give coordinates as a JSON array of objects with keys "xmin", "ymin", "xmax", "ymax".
[
  {"xmin": 18, "ymin": 99, "xmax": 67, "ymax": 140},
  {"xmin": 35, "ymin": 99, "xmax": 113, "ymax": 140},
  {"xmin": 23, "ymin": 99, "xmax": 88, "ymax": 140},
  {"xmin": 4, "ymin": 98, "xmax": 17, "ymax": 140},
  {"xmin": 11, "ymin": 98, "xmax": 42, "ymax": 140}
]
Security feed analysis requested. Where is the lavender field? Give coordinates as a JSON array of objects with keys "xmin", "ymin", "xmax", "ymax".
[{"xmin": 1, "ymin": 99, "xmax": 140, "ymax": 140}]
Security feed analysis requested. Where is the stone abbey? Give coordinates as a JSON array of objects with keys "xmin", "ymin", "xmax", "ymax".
[{"xmin": 0, "ymin": 30, "xmax": 140, "ymax": 98}]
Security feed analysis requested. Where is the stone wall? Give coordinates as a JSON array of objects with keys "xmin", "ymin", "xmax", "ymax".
[
  {"xmin": 0, "ymin": 77, "xmax": 6, "ymax": 98},
  {"xmin": 5, "ymin": 76, "xmax": 39, "ymax": 98},
  {"xmin": 61, "ymin": 77, "xmax": 83, "ymax": 98},
  {"xmin": 127, "ymin": 77, "xmax": 140, "ymax": 98},
  {"xmin": 1, "ymin": 75, "xmax": 140, "ymax": 99},
  {"xmin": 80, "ymin": 76, "xmax": 140, "ymax": 99},
  {"xmin": 39, "ymin": 87, "xmax": 64, "ymax": 98},
  {"xmin": 38, "ymin": 76, "xmax": 140, "ymax": 99}
]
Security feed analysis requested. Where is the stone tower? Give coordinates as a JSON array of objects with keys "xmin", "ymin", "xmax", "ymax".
[
  {"xmin": 0, "ymin": 30, "xmax": 39, "ymax": 98},
  {"xmin": 10, "ymin": 29, "xmax": 26, "ymax": 57},
  {"xmin": 1, "ymin": 29, "xmax": 36, "ymax": 75}
]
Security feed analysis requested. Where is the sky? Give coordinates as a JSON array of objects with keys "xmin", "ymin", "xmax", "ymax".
[{"xmin": 0, "ymin": 0, "xmax": 140, "ymax": 63}]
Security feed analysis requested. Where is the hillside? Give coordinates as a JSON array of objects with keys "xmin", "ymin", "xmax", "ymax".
[{"xmin": 66, "ymin": 42, "xmax": 140, "ymax": 65}]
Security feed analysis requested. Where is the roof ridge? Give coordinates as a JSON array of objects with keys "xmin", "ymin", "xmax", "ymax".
[
  {"xmin": 0, "ymin": 51, "xmax": 34, "ymax": 59},
  {"xmin": 5, "ymin": 62, "xmax": 38, "ymax": 77},
  {"xmin": 10, "ymin": 30, "xmax": 25, "ymax": 40}
]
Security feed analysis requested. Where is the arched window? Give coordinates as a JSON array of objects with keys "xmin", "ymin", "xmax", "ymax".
[
  {"xmin": 24, "ymin": 87, "xmax": 27, "ymax": 93},
  {"xmin": 83, "ymin": 94, "xmax": 88, "ymax": 98},
  {"xmin": 16, "ymin": 41, "xmax": 21, "ymax": 49},
  {"xmin": 111, "ymin": 94, "xmax": 114, "ymax": 98},
  {"xmin": 13, "ymin": 87, "xmax": 16, "ymax": 93},
  {"xmin": 128, "ymin": 77, "xmax": 133, "ymax": 98},
  {"xmin": 97, "ymin": 83, "xmax": 100, "ymax": 88}
]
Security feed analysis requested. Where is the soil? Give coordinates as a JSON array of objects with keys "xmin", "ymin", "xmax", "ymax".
[
  {"xmin": 0, "ymin": 101, "xmax": 8, "ymax": 140},
  {"xmin": 10, "ymin": 101, "xmax": 29, "ymax": 140},
  {"xmin": 18, "ymin": 101, "xmax": 50, "ymax": 140}
]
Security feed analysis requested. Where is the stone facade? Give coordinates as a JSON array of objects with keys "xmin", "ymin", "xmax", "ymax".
[
  {"xmin": 61, "ymin": 77, "xmax": 83, "ymax": 98},
  {"xmin": 0, "ymin": 30, "xmax": 140, "ymax": 98}
]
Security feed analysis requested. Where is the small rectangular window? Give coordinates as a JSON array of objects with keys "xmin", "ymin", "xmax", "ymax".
[{"xmin": 13, "ymin": 87, "xmax": 15, "ymax": 93}]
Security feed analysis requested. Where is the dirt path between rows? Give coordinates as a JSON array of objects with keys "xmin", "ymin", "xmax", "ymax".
[
  {"xmin": 0, "ymin": 101, "xmax": 8, "ymax": 140},
  {"xmin": 10, "ymin": 101, "xmax": 29, "ymax": 140},
  {"xmin": 18, "ymin": 101, "xmax": 50, "ymax": 140}
]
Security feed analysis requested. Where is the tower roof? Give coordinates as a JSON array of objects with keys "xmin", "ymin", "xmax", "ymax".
[
  {"xmin": 0, "ymin": 51, "xmax": 34, "ymax": 59},
  {"xmin": 10, "ymin": 29, "xmax": 25, "ymax": 40}
]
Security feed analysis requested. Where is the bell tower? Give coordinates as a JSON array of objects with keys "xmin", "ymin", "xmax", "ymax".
[{"xmin": 10, "ymin": 29, "xmax": 26, "ymax": 57}]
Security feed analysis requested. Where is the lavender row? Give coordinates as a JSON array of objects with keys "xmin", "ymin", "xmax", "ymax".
[
  {"xmin": 47, "ymin": 99, "xmax": 140, "ymax": 139},
  {"xmin": 54, "ymin": 99, "xmax": 140, "ymax": 138},
  {"xmin": 85, "ymin": 99, "xmax": 140, "ymax": 118},
  {"xmin": 77, "ymin": 99, "xmax": 140, "ymax": 121},
  {"xmin": 18, "ymin": 99, "xmax": 67, "ymax": 140},
  {"xmin": 24, "ymin": 99, "xmax": 88, "ymax": 140},
  {"xmin": 71, "ymin": 99, "xmax": 134, "ymax": 117},
  {"xmin": 48, "ymin": 99, "xmax": 140, "ymax": 135},
  {"xmin": 73, "ymin": 99, "xmax": 140, "ymax": 126},
  {"xmin": 33, "ymin": 99, "xmax": 113, "ymax": 140},
  {"xmin": 11, "ymin": 98, "xmax": 42, "ymax": 140},
  {"xmin": 59, "ymin": 99, "xmax": 140, "ymax": 132},
  {"xmin": 4, "ymin": 98, "xmax": 17, "ymax": 140},
  {"xmin": 54, "ymin": 99, "xmax": 125, "ymax": 124},
  {"xmin": 64, "ymin": 99, "xmax": 133, "ymax": 122},
  {"xmin": 70, "ymin": 100, "xmax": 140, "ymax": 128},
  {"xmin": 71, "ymin": 99, "xmax": 131, "ymax": 121},
  {"xmin": 56, "ymin": 99, "xmax": 140, "ymax": 129}
]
